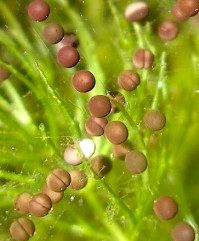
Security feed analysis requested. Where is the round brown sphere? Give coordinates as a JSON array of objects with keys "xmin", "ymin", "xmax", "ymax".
[
  {"xmin": 125, "ymin": 150, "xmax": 147, "ymax": 174},
  {"xmin": 153, "ymin": 196, "xmax": 178, "ymax": 220},
  {"xmin": 27, "ymin": 0, "xmax": 50, "ymax": 22},
  {"xmin": 112, "ymin": 144, "xmax": 131, "ymax": 159},
  {"xmin": 172, "ymin": 4, "xmax": 189, "ymax": 21},
  {"xmin": 124, "ymin": 1, "xmax": 149, "ymax": 22},
  {"xmin": 91, "ymin": 155, "xmax": 112, "ymax": 177},
  {"xmin": 177, "ymin": 0, "xmax": 199, "ymax": 17},
  {"xmin": 14, "ymin": 193, "xmax": 32, "ymax": 214},
  {"xmin": 104, "ymin": 121, "xmax": 128, "ymax": 145},
  {"xmin": 132, "ymin": 49, "xmax": 154, "ymax": 69},
  {"xmin": 117, "ymin": 70, "xmax": 140, "ymax": 91},
  {"xmin": 0, "ymin": 67, "xmax": 10, "ymax": 81},
  {"xmin": 85, "ymin": 116, "xmax": 108, "ymax": 136},
  {"xmin": 171, "ymin": 222, "xmax": 195, "ymax": 241},
  {"xmin": 46, "ymin": 169, "xmax": 71, "ymax": 192},
  {"xmin": 29, "ymin": 193, "xmax": 52, "ymax": 217},
  {"xmin": 57, "ymin": 46, "xmax": 80, "ymax": 68},
  {"xmin": 143, "ymin": 109, "xmax": 166, "ymax": 131},
  {"xmin": 64, "ymin": 145, "xmax": 83, "ymax": 166},
  {"xmin": 10, "ymin": 218, "xmax": 35, "ymax": 241},
  {"xmin": 41, "ymin": 184, "xmax": 64, "ymax": 204},
  {"xmin": 69, "ymin": 170, "xmax": 87, "ymax": 190},
  {"xmin": 43, "ymin": 23, "xmax": 64, "ymax": 44},
  {"xmin": 72, "ymin": 70, "xmax": 95, "ymax": 93},
  {"xmin": 56, "ymin": 34, "xmax": 78, "ymax": 50},
  {"xmin": 158, "ymin": 21, "xmax": 179, "ymax": 41},
  {"xmin": 88, "ymin": 95, "xmax": 111, "ymax": 118}
]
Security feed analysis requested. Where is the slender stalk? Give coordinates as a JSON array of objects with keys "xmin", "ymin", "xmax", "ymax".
[
  {"xmin": 151, "ymin": 52, "xmax": 167, "ymax": 109},
  {"xmin": 102, "ymin": 180, "xmax": 137, "ymax": 226},
  {"xmin": 85, "ymin": 190, "xmax": 129, "ymax": 241},
  {"xmin": 0, "ymin": 170, "xmax": 35, "ymax": 183}
]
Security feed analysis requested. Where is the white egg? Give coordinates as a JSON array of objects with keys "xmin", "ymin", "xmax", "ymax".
[
  {"xmin": 64, "ymin": 145, "xmax": 83, "ymax": 165},
  {"xmin": 78, "ymin": 138, "xmax": 96, "ymax": 159}
]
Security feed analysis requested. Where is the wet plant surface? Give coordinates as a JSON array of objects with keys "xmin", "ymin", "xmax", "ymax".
[{"xmin": 0, "ymin": 0, "xmax": 199, "ymax": 241}]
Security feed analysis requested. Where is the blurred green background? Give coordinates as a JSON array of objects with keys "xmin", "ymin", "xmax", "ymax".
[{"xmin": 0, "ymin": 0, "xmax": 199, "ymax": 240}]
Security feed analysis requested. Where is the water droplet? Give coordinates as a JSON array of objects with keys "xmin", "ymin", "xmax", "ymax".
[{"xmin": 70, "ymin": 196, "xmax": 75, "ymax": 202}]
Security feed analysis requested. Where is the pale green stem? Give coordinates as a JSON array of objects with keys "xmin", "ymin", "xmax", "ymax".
[
  {"xmin": 3, "ymin": 81, "xmax": 36, "ymax": 130},
  {"xmin": 0, "ymin": 170, "xmax": 35, "ymax": 183},
  {"xmin": 102, "ymin": 180, "xmax": 137, "ymax": 226},
  {"xmin": 144, "ymin": 22, "xmax": 157, "ymax": 54},
  {"xmin": 43, "ymin": 214, "xmax": 109, "ymax": 240},
  {"xmin": 107, "ymin": 0, "xmax": 134, "ymax": 69},
  {"xmin": 133, "ymin": 23, "xmax": 145, "ymax": 48},
  {"xmin": 151, "ymin": 52, "xmax": 167, "ymax": 109},
  {"xmin": 0, "ymin": 2, "xmax": 31, "ymax": 49},
  {"xmin": 85, "ymin": 190, "xmax": 129, "ymax": 241}
]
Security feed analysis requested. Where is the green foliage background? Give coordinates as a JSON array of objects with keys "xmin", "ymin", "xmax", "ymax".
[{"xmin": 0, "ymin": 0, "xmax": 199, "ymax": 240}]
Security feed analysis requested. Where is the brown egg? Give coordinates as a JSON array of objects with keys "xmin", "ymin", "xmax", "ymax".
[
  {"xmin": 158, "ymin": 21, "xmax": 179, "ymax": 41},
  {"xmin": 46, "ymin": 169, "xmax": 71, "ymax": 192},
  {"xmin": 172, "ymin": 4, "xmax": 188, "ymax": 21},
  {"xmin": 41, "ymin": 184, "xmax": 64, "ymax": 204},
  {"xmin": 69, "ymin": 170, "xmax": 87, "ymax": 190},
  {"xmin": 88, "ymin": 95, "xmax": 111, "ymax": 118},
  {"xmin": 57, "ymin": 46, "xmax": 80, "ymax": 68},
  {"xmin": 117, "ymin": 70, "xmax": 140, "ymax": 91},
  {"xmin": 125, "ymin": 150, "xmax": 147, "ymax": 174},
  {"xmin": 171, "ymin": 222, "xmax": 195, "ymax": 241},
  {"xmin": 14, "ymin": 193, "xmax": 32, "ymax": 214},
  {"xmin": 10, "ymin": 218, "xmax": 35, "ymax": 241},
  {"xmin": 104, "ymin": 121, "xmax": 128, "ymax": 145},
  {"xmin": 43, "ymin": 23, "xmax": 64, "ymax": 44},
  {"xmin": 132, "ymin": 49, "xmax": 154, "ymax": 69},
  {"xmin": 153, "ymin": 196, "xmax": 178, "ymax": 220},
  {"xmin": 91, "ymin": 155, "xmax": 112, "ymax": 177},
  {"xmin": 177, "ymin": 0, "xmax": 199, "ymax": 17},
  {"xmin": 72, "ymin": 70, "xmax": 95, "ymax": 93},
  {"xmin": 112, "ymin": 144, "xmax": 131, "ymax": 159},
  {"xmin": 85, "ymin": 116, "xmax": 108, "ymax": 136},
  {"xmin": 143, "ymin": 109, "xmax": 166, "ymax": 131},
  {"xmin": 27, "ymin": 0, "xmax": 50, "ymax": 22},
  {"xmin": 29, "ymin": 193, "xmax": 52, "ymax": 217}
]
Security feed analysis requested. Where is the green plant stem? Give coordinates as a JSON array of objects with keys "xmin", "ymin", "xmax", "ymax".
[
  {"xmin": 133, "ymin": 23, "xmax": 145, "ymax": 48},
  {"xmin": 119, "ymin": 105, "xmax": 146, "ymax": 151},
  {"xmin": 0, "ymin": 170, "xmax": 34, "ymax": 183},
  {"xmin": 3, "ymin": 81, "xmax": 36, "ymax": 130},
  {"xmin": 107, "ymin": 0, "xmax": 134, "ymax": 69},
  {"xmin": 102, "ymin": 179, "xmax": 137, "ymax": 226},
  {"xmin": 0, "ymin": 60, "xmax": 36, "ymax": 92},
  {"xmin": 85, "ymin": 189, "xmax": 129, "ymax": 241},
  {"xmin": 35, "ymin": 62, "xmax": 81, "ymax": 138},
  {"xmin": 43, "ymin": 214, "xmax": 109, "ymax": 241},
  {"xmin": 151, "ymin": 52, "xmax": 167, "ymax": 109},
  {"xmin": 130, "ymin": 194, "xmax": 154, "ymax": 241},
  {"xmin": 0, "ymin": 2, "xmax": 31, "ymax": 49},
  {"xmin": 144, "ymin": 22, "xmax": 157, "ymax": 54},
  {"xmin": 82, "ymin": 157, "xmax": 137, "ymax": 230}
]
